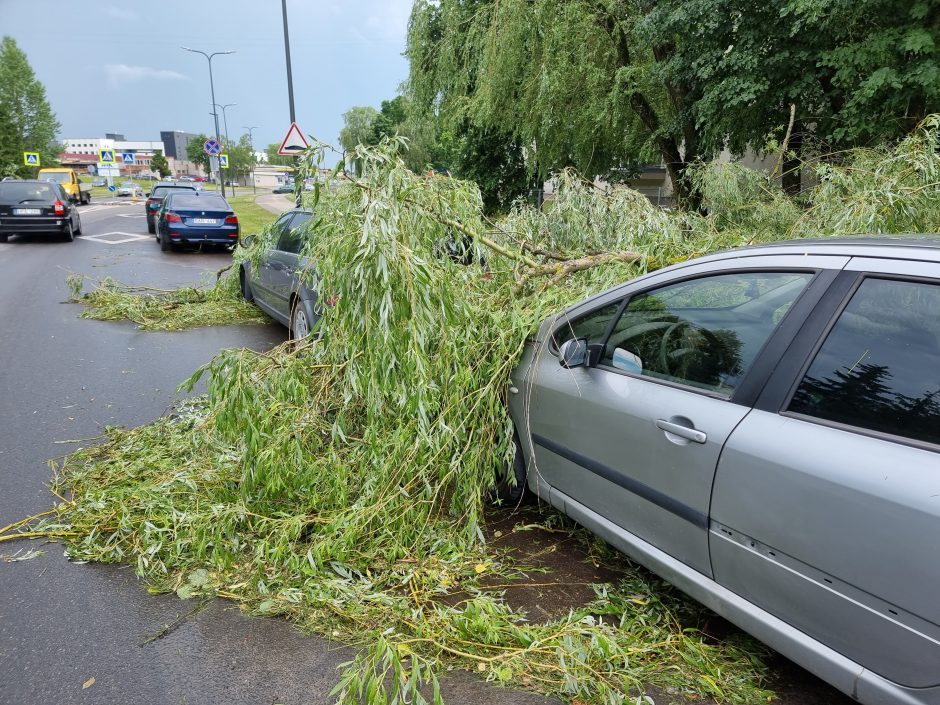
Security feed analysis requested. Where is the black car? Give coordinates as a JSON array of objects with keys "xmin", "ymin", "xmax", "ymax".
[
  {"xmin": 0, "ymin": 180, "xmax": 82, "ymax": 243},
  {"xmin": 144, "ymin": 183, "xmax": 197, "ymax": 234},
  {"xmin": 155, "ymin": 192, "xmax": 239, "ymax": 252}
]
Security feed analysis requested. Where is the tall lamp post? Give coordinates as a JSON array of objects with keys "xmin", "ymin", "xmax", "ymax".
[
  {"xmin": 213, "ymin": 103, "xmax": 236, "ymax": 146},
  {"xmin": 182, "ymin": 46, "xmax": 234, "ymax": 198},
  {"xmin": 214, "ymin": 103, "xmax": 236, "ymax": 192},
  {"xmin": 244, "ymin": 125, "xmax": 258, "ymax": 194}
]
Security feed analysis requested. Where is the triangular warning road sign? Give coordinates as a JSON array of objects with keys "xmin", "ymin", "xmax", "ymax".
[{"xmin": 277, "ymin": 122, "xmax": 309, "ymax": 156}]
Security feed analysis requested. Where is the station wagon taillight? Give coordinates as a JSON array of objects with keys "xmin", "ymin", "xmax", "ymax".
[{"xmin": 53, "ymin": 200, "xmax": 65, "ymax": 216}]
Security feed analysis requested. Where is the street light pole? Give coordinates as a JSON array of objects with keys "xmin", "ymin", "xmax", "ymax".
[
  {"xmin": 214, "ymin": 103, "xmax": 236, "ymax": 193},
  {"xmin": 281, "ymin": 0, "xmax": 295, "ymax": 123},
  {"xmin": 244, "ymin": 125, "xmax": 258, "ymax": 194},
  {"xmin": 182, "ymin": 46, "xmax": 234, "ymax": 198}
]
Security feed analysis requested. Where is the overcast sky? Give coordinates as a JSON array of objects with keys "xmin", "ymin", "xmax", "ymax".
[{"xmin": 0, "ymin": 0, "xmax": 413, "ymax": 161}]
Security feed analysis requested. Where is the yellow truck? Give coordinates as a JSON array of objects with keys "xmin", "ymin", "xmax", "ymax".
[{"xmin": 37, "ymin": 168, "xmax": 92, "ymax": 205}]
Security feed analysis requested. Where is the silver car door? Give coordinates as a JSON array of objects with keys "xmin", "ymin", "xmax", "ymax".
[
  {"xmin": 711, "ymin": 259, "xmax": 940, "ymax": 691},
  {"xmin": 267, "ymin": 216, "xmax": 307, "ymax": 318},
  {"xmin": 520, "ymin": 258, "xmax": 828, "ymax": 577}
]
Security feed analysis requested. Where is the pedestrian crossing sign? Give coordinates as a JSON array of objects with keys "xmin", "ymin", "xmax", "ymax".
[
  {"xmin": 23, "ymin": 152, "xmax": 40, "ymax": 166},
  {"xmin": 99, "ymin": 149, "xmax": 115, "ymax": 164},
  {"xmin": 219, "ymin": 154, "xmax": 229, "ymax": 168}
]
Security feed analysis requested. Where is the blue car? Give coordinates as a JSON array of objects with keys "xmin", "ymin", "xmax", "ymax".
[{"xmin": 155, "ymin": 192, "xmax": 239, "ymax": 252}]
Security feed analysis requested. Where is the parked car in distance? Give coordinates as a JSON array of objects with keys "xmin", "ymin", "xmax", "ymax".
[
  {"xmin": 272, "ymin": 182, "xmax": 294, "ymax": 194},
  {"xmin": 0, "ymin": 180, "xmax": 82, "ymax": 242},
  {"xmin": 507, "ymin": 237, "xmax": 940, "ymax": 705},
  {"xmin": 239, "ymin": 208, "xmax": 317, "ymax": 338},
  {"xmin": 91, "ymin": 177, "xmax": 107, "ymax": 187},
  {"xmin": 178, "ymin": 175, "xmax": 195, "ymax": 182},
  {"xmin": 191, "ymin": 175, "xmax": 205, "ymax": 182},
  {"xmin": 155, "ymin": 191, "xmax": 238, "ymax": 252},
  {"xmin": 144, "ymin": 183, "xmax": 197, "ymax": 233},
  {"xmin": 117, "ymin": 181, "xmax": 142, "ymax": 197}
]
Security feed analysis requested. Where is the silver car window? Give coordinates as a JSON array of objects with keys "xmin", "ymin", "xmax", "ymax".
[
  {"xmin": 603, "ymin": 271, "xmax": 813, "ymax": 395},
  {"xmin": 788, "ymin": 276, "xmax": 940, "ymax": 446}
]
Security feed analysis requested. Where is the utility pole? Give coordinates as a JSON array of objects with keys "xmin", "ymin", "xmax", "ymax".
[
  {"xmin": 281, "ymin": 0, "xmax": 295, "ymax": 123},
  {"xmin": 281, "ymin": 0, "xmax": 302, "ymax": 206}
]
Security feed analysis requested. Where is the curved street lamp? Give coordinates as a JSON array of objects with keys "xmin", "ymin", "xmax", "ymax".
[{"xmin": 182, "ymin": 46, "xmax": 234, "ymax": 197}]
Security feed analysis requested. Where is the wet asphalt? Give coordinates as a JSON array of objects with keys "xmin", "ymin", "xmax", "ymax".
[{"xmin": 0, "ymin": 201, "xmax": 556, "ymax": 705}]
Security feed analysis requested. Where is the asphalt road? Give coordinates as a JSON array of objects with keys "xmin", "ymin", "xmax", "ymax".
[{"xmin": 0, "ymin": 202, "xmax": 555, "ymax": 705}]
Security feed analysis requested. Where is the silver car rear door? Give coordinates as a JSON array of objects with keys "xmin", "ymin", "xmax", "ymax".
[{"xmin": 712, "ymin": 257, "xmax": 940, "ymax": 690}]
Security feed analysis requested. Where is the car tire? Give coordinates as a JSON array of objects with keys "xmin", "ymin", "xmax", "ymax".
[
  {"xmin": 240, "ymin": 267, "xmax": 255, "ymax": 303},
  {"xmin": 159, "ymin": 230, "xmax": 171, "ymax": 252},
  {"xmin": 493, "ymin": 432, "xmax": 529, "ymax": 505},
  {"xmin": 73, "ymin": 214, "xmax": 82, "ymax": 236},
  {"xmin": 147, "ymin": 217, "xmax": 155, "ymax": 235},
  {"xmin": 63, "ymin": 222, "xmax": 75, "ymax": 242},
  {"xmin": 289, "ymin": 298, "xmax": 312, "ymax": 341},
  {"xmin": 0, "ymin": 233, "xmax": 8, "ymax": 243}
]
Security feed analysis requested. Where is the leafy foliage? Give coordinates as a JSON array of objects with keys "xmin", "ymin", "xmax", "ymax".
[
  {"xmin": 186, "ymin": 133, "xmax": 212, "ymax": 176},
  {"xmin": 150, "ymin": 150, "xmax": 171, "ymax": 178},
  {"xmin": 0, "ymin": 36, "xmax": 61, "ymax": 178},
  {"xmin": 29, "ymin": 120, "xmax": 940, "ymax": 705}
]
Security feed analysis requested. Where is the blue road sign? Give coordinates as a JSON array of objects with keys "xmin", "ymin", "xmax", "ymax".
[
  {"xmin": 122, "ymin": 152, "xmax": 135, "ymax": 164},
  {"xmin": 23, "ymin": 152, "xmax": 40, "ymax": 166},
  {"xmin": 219, "ymin": 154, "xmax": 229, "ymax": 168},
  {"xmin": 204, "ymin": 138, "xmax": 222, "ymax": 156},
  {"xmin": 99, "ymin": 149, "xmax": 115, "ymax": 164},
  {"xmin": 108, "ymin": 185, "xmax": 116, "ymax": 192}
]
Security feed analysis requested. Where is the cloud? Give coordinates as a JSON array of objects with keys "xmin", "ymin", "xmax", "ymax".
[
  {"xmin": 103, "ymin": 6, "xmax": 138, "ymax": 20},
  {"xmin": 363, "ymin": 0, "xmax": 413, "ymax": 41},
  {"xmin": 104, "ymin": 64, "xmax": 189, "ymax": 88}
]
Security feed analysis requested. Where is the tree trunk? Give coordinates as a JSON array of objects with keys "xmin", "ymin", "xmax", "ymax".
[{"xmin": 781, "ymin": 128, "xmax": 803, "ymax": 197}]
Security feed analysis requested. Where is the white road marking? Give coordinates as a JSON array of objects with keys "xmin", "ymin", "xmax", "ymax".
[
  {"xmin": 117, "ymin": 214, "xmax": 146, "ymax": 218},
  {"xmin": 78, "ymin": 232, "xmax": 151, "ymax": 245}
]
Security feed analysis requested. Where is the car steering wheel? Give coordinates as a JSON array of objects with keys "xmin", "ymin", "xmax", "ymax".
[{"xmin": 658, "ymin": 320, "xmax": 720, "ymax": 378}]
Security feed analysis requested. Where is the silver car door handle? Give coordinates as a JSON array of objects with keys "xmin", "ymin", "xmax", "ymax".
[{"xmin": 655, "ymin": 419, "xmax": 707, "ymax": 444}]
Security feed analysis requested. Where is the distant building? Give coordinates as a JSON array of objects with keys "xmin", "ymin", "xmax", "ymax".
[{"xmin": 160, "ymin": 131, "xmax": 199, "ymax": 160}]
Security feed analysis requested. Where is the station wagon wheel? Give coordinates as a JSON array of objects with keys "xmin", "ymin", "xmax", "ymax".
[
  {"xmin": 493, "ymin": 432, "xmax": 528, "ymax": 505},
  {"xmin": 240, "ymin": 266, "xmax": 254, "ymax": 303},
  {"xmin": 290, "ymin": 299, "xmax": 310, "ymax": 340},
  {"xmin": 63, "ymin": 221, "xmax": 74, "ymax": 242}
]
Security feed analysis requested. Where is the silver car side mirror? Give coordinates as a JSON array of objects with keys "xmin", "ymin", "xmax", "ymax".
[{"xmin": 559, "ymin": 338, "xmax": 589, "ymax": 368}]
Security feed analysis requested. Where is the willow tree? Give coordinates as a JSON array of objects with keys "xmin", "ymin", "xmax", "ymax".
[{"xmin": 407, "ymin": 0, "xmax": 706, "ymax": 205}]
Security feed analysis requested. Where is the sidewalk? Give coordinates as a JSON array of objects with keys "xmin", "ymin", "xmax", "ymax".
[{"xmin": 255, "ymin": 193, "xmax": 295, "ymax": 214}]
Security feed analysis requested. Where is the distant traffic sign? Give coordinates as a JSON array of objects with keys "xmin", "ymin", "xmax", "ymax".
[
  {"xmin": 23, "ymin": 152, "xmax": 40, "ymax": 166},
  {"xmin": 204, "ymin": 138, "xmax": 222, "ymax": 156},
  {"xmin": 99, "ymin": 149, "xmax": 115, "ymax": 164},
  {"xmin": 121, "ymin": 152, "xmax": 135, "ymax": 164},
  {"xmin": 219, "ymin": 154, "xmax": 229, "ymax": 168},
  {"xmin": 108, "ymin": 185, "xmax": 116, "ymax": 192},
  {"xmin": 277, "ymin": 122, "xmax": 309, "ymax": 155}
]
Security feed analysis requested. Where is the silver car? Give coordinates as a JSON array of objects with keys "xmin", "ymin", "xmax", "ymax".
[
  {"xmin": 508, "ymin": 237, "xmax": 940, "ymax": 705},
  {"xmin": 239, "ymin": 208, "xmax": 318, "ymax": 339}
]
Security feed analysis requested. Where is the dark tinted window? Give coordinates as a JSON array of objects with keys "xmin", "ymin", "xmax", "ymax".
[
  {"xmin": 277, "ymin": 216, "xmax": 305, "ymax": 254},
  {"xmin": 604, "ymin": 271, "xmax": 812, "ymax": 395},
  {"xmin": 789, "ymin": 277, "xmax": 940, "ymax": 446},
  {"xmin": 0, "ymin": 182, "xmax": 58, "ymax": 201},
  {"xmin": 151, "ymin": 185, "xmax": 195, "ymax": 199},
  {"xmin": 169, "ymin": 194, "xmax": 228, "ymax": 210}
]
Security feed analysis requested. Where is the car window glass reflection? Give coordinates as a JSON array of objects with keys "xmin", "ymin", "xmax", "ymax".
[
  {"xmin": 605, "ymin": 271, "xmax": 812, "ymax": 395},
  {"xmin": 789, "ymin": 277, "xmax": 940, "ymax": 445}
]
